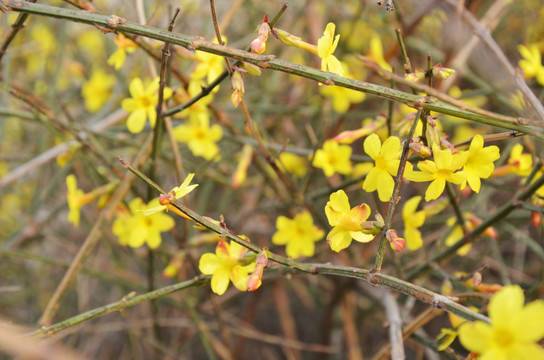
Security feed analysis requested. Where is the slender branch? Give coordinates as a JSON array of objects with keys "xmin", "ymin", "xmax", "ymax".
[
  {"xmin": 118, "ymin": 158, "xmax": 489, "ymax": 325},
  {"xmin": 31, "ymin": 275, "xmax": 211, "ymax": 337},
  {"xmin": 3, "ymin": 0, "xmax": 541, "ymax": 135},
  {"xmin": 373, "ymin": 109, "xmax": 422, "ymax": 273}
]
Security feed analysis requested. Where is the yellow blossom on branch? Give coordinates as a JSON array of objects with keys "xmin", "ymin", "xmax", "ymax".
[
  {"xmin": 518, "ymin": 44, "xmax": 544, "ymax": 86},
  {"xmin": 458, "ymin": 285, "xmax": 544, "ymax": 360},
  {"xmin": 317, "ymin": 23, "xmax": 344, "ymax": 76},
  {"xmin": 320, "ymin": 63, "xmax": 365, "ymax": 113},
  {"xmin": 406, "ymin": 145, "xmax": 468, "ymax": 201},
  {"xmin": 112, "ymin": 198, "xmax": 175, "ymax": 249},
  {"xmin": 231, "ymin": 144, "xmax": 253, "ymax": 188},
  {"xmin": 198, "ymin": 238, "xmax": 256, "ymax": 295},
  {"xmin": 278, "ymin": 152, "xmax": 308, "ymax": 178},
  {"xmin": 313, "ymin": 140, "xmax": 353, "ymax": 177},
  {"xmin": 142, "ymin": 173, "xmax": 198, "ymax": 216},
  {"xmin": 459, "ymin": 135, "xmax": 500, "ymax": 193},
  {"xmin": 107, "ymin": 33, "xmax": 138, "ymax": 70},
  {"xmin": 191, "ymin": 36, "xmax": 226, "ymax": 85},
  {"xmin": 81, "ymin": 69, "xmax": 115, "ymax": 113},
  {"xmin": 402, "ymin": 196, "xmax": 426, "ymax": 250},
  {"xmin": 66, "ymin": 174, "xmax": 94, "ymax": 228},
  {"xmin": 324, "ymin": 190, "xmax": 375, "ymax": 252},
  {"xmin": 272, "ymin": 211, "xmax": 324, "ymax": 258},
  {"xmin": 173, "ymin": 116, "xmax": 223, "ymax": 161},
  {"xmin": 493, "ymin": 143, "xmax": 533, "ymax": 177},
  {"xmin": 360, "ymin": 34, "xmax": 392, "ymax": 73},
  {"xmin": 362, "ymin": 134, "xmax": 401, "ymax": 202},
  {"xmin": 121, "ymin": 77, "xmax": 173, "ymax": 134}
]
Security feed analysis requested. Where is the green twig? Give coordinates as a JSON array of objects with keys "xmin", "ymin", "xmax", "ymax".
[
  {"xmin": 373, "ymin": 109, "xmax": 422, "ymax": 273},
  {"xmin": 3, "ymin": 0, "xmax": 540, "ymax": 135}
]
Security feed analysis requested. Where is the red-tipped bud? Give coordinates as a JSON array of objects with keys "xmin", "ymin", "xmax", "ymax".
[
  {"xmin": 531, "ymin": 211, "xmax": 542, "ymax": 228},
  {"xmin": 251, "ymin": 35, "xmax": 267, "ymax": 54},
  {"xmin": 386, "ymin": 229, "xmax": 405, "ymax": 252},
  {"xmin": 409, "ymin": 140, "xmax": 432, "ymax": 158},
  {"xmin": 432, "ymin": 64, "xmax": 455, "ymax": 79},
  {"xmin": 159, "ymin": 193, "xmax": 175, "ymax": 205},
  {"xmin": 247, "ymin": 251, "xmax": 268, "ymax": 292},
  {"xmin": 230, "ymin": 69, "xmax": 245, "ymax": 108},
  {"xmin": 405, "ymin": 68, "xmax": 426, "ymax": 83},
  {"xmin": 472, "ymin": 271, "xmax": 482, "ymax": 287}
]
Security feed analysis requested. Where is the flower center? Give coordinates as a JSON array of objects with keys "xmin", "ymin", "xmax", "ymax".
[
  {"xmin": 494, "ymin": 328, "xmax": 514, "ymax": 348},
  {"xmin": 376, "ymin": 156, "xmax": 387, "ymax": 170}
]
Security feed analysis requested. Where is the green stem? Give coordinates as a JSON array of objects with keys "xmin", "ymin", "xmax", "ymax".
[
  {"xmin": 3, "ymin": 0, "xmax": 540, "ymax": 135},
  {"xmin": 373, "ymin": 109, "xmax": 422, "ymax": 273}
]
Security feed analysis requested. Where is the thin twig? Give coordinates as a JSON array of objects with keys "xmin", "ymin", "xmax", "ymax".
[{"xmin": 3, "ymin": 1, "xmax": 539, "ymax": 134}]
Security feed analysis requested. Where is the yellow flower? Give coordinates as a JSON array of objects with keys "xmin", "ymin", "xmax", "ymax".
[
  {"xmin": 81, "ymin": 69, "xmax": 115, "ymax": 113},
  {"xmin": 272, "ymin": 211, "xmax": 324, "ymax": 258},
  {"xmin": 317, "ymin": 23, "xmax": 344, "ymax": 75},
  {"xmin": 407, "ymin": 145, "xmax": 468, "ymax": 201},
  {"xmin": 313, "ymin": 140, "xmax": 353, "ymax": 177},
  {"xmin": 231, "ymin": 144, "xmax": 253, "ymax": 188},
  {"xmin": 507, "ymin": 144, "xmax": 533, "ymax": 176},
  {"xmin": 112, "ymin": 198, "xmax": 175, "ymax": 249},
  {"xmin": 142, "ymin": 173, "xmax": 198, "ymax": 216},
  {"xmin": 324, "ymin": 190, "xmax": 375, "ymax": 252},
  {"xmin": 278, "ymin": 152, "xmax": 308, "ymax": 178},
  {"xmin": 198, "ymin": 238, "xmax": 256, "ymax": 295},
  {"xmin": 66, "ymin": 175, "xmax": 95, "ymax": 228},
  {"xmin": 458, "ymin": 285, "xmax": 544, "ymax": 360},
  {"xmin": 191, "ymin": 36, "xmax": 226, "ymax": 85},
  {"xmin": 518, "ymin": 44, "xmax": 544, "ymax": 86},
  {"xmin": 362, "ymin": 134, "xmax": 401, "ymax": 202},
  {"xmin": 402, "ymin": 196, "xmax": 426, "ymax": 250},
  {"xmin": 459, "ymin": 135, "xmax": 500, "ymax": 193},
  {"xmin": 360, "ymin": 34, "xmax": 392, "ymax": 72},
  {"xmin": 173, "ymin": 116, "xmax": 223, "ymax": 161},
  {"xmin": 108, "ymin": 33, "xmax": 138, "ymax": 70},
  {"xmin": 320, "ymin": 64, "xmax": 365, "ymax": 113},
  {"xmin": 121, "ymin": 77, "xmax": 173, "ymax": 134}
]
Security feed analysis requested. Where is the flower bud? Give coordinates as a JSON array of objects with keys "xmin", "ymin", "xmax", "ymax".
[
  {"xmin": 251, "ymin": 35, "xmax": 267, "ymax": 54},
  {"xmin": 409, "ymin": 140, "xmax": 432, "ymax": 158},
  {"xmin": 405, "ymin": 68, "xmax": 426, "ymax": 83},
  {"xmin": 386, "ymin": 229, "xmax": 405, "ymax": 252},
  {"xmin": 432, "ymin": 64, "xmax": 455, "ymax": 79},
  {"xmin": 230, "ymin": 69, "xmax": 245, "ymax": 108},
  {"xmin": 240, "ymin": 62, "xmax": 262, "ymax": 76},
  {"xmin": 159, "ymin": 193, "xmax": 175, "ymax": 205},
  {"xmin": 247, "ymin": 251, "xmax": 268, "ymax": 292},
  {"xmin": 531, "ymin": 211, "xmax": 542, "ymax": 228}
]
